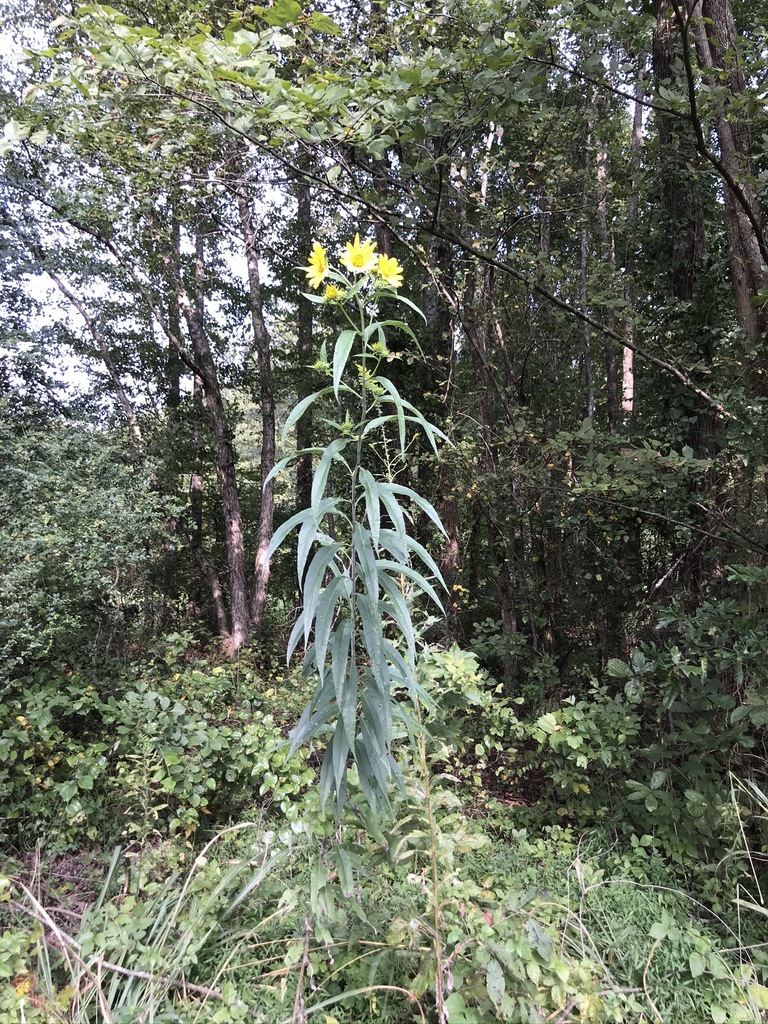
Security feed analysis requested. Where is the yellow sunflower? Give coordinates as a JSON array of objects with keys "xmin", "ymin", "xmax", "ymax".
[
  {"xmin": 341, "ymin": 233, "xmax": 378, "ymax": 274},
  {"xmin": 376, "ymin": 253, "xmax": 403, "ymax": 288},
  {"xmin": 302, "ymin": 241, "xmax": 329, "ymax": 289},
  {"xmin": 323, "ymin": 284, "xmax": 343, "ymax": 301}
]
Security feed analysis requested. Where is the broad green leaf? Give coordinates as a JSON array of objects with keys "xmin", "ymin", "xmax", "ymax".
[
  {"xmin": 308, "ymin": 10, "xmax": 341, "ymax": 34},
  {"xmin": 689, "ymin": 951, "xmax": 705, "ymax": 978},
  {"xmin": 256, "ymin": 0, "xmax": 301, "ymax": 26},
  {"xmin": 485, "ymin": 958, "xmax": 505, "ymax": 1009}
]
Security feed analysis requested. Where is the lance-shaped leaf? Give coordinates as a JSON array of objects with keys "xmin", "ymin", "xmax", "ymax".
[
  {"xmin": 403, "ymin": 535, "xmax": 447, "ymax": 593},
  {"xmin": 389, "ymin": 483, "xmax": 447, "ymax": 535},
  {"xmin": 286, "ymin": 607, "xmax": 306, "ymax": 664},
  {"xmin": 378, "ymin": 527, "xmax": 408, "ymax": 565},
  {"xmin": 373, "ymin": 376, "xmax": 449, "ymax": 454},
  {"xmin": 282, "ymin": 386, "xmax": 336, "ymax": 442},
  {"xmin": 376, "ymin": 559, "xmax": 445, "ymax": 612},
  {"xmin": 314, "ymin": 573, "xmax": 352, "ymax": 678},
  {"xmin": 265, "ymin": 447, "xmax": 324, "ymax": 487},
  {"xmin": 320, "ymin": 721, "xmax": 351, "ymax": 812},
  {"xmin": 374, "ymin": 375, "xmax": 408, "ymax": 452},
  {"xmin": 357, "ymin": 467, "xmax": 381, "ymax": 546},
  {"xmin": 330, "ymin": 618, "xmax": 353, "ymax": 744},
  {"xmin": 311, "ymin": 437, "xmax": 352, "ymax": 509},
  {"xmin": 289, "ymin": 671, "xmax": 336, "ymax": 753},
  {"xmin": 333, "ymin": 329, "xmax": 359, "ymax": 398},
  {"xmin": 378, "ymin": 572, "xmax": 415, "ymax": 662},
  {"xmin": 390, "ymin": 291, "xmax": 427, "ymax": 324},
  {"xmin": 265, "ymin": 505, "xmax": 317, "ymax": 564},
  {"xmin": 353, "ymin": 522, "xmax": 379, "ymax": 602},
  {"xmin": 301, "ymin": 541, "xmax": 342, "ymax": 640},
  {"xmin": 378, "ymin": 483, "xmax": 409, "ymax": 541},
  {"xmin": 358, "ymin": 590, "xmax": 387, "ymax": 693}
]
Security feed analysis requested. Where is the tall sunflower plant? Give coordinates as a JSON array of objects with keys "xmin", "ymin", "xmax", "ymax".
[{"xmin": 264, "ymin": 234, "xmax": 448, "ymax": 819}]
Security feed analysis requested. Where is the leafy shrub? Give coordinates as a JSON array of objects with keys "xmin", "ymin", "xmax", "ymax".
[
  {"xmin": 0, "ymin": 419, "xmax": 165, "ymax": 668},
  {"xmin": 0, "ymin": 655, "xmax": 314, "ymax": 849}
]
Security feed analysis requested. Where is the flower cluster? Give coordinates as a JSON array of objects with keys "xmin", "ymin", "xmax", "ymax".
[{"xmin": 302, "ymin": 234, "xmax": 404, "ymax": 296}]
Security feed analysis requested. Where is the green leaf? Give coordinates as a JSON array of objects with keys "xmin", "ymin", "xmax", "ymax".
[
  {"xmin": 358, "ymin": 468, "xmax": 381, "ymax": 546},
  {"xmin": 308, "ymin": 10, "xmax": 341, "ymax": 34},
  {"xmin": 302, "ymin": 541, "xmax": 342, "ymax": 638},
  {"xmin": 311, "ymin": 438, "xmax": 352, "ymax": 509},
  {"xmin": 689, "ymin": 951, "xmax": 705, "ymax": 978},
  {"xmin": 333, "ymin": 329, "xmax": 359, "ymax": 398},
  {"xmin": 388, "ymin": 484, "xmax": 447, "ymax": 536},
  {"xmin": 605, "ymin": 658, "xmax": 632, "ymax": 679},
  {"xmin": 376, "ymin": 559, "xmax": 444, "ymax": 611},
  {"xmin": 257, "ymin": 0, "xmax": 301, "ymax": 26},
  {"xmin": 375, "ymin": 375, "xmax": 407, "ymax": 451},
  {"xmin": 314, "ymin": 574, "xmax": 352, "ymax": 678},
  {"xmin": 282, "ymin": 387, "xmax": 335, "ymax": 442},
  {"xmin": 485, "ymin": 957, "xmax": 505, "ymax": 1009}
]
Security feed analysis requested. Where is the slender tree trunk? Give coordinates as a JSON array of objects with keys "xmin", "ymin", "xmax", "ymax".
[
  {"xmin": 622, "ymin": 66, "xmax": 645, "ymax": 426},
  {"xmin": 579, "ymin": 116, "xmax": 595, "ymax": 423},
  {"xmin": 234, "ymin": 176, "xmax": 277, "ymax": 634},
  {"xmin": 295, "ymin": 163, "xmax": 314, "ymax": 512},
  {"xmin": 692, "ymin": 0, "xmax": 768, "ymax": 349},
  {"xmin": 653, "ymin": 0, "xmax": 707, "ymax": 302},
  {"xmin": 178, "ymin": 228, "xmax": 250, "ymax": 653},
  {"xmin": 594, "ymin": 121, "xmax": 620, "ymax": 431}
]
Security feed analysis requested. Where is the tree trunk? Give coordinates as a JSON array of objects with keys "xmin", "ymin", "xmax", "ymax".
[
  {"xmin": 694, "ymin": 0, "xmax": 768, "ymax": 349},
  {"xmin": 653, "ymin": 0, "xmax": 707, "ymax": 302},
  {"xmin": 295, "ymin": 164, "xmax": 314, "ymax": 512},
  {"xmin": 234, "ymin": 176, "xmax": 277, "ymax": 634},
  {"xmin": 622, "ymin": 66, "xmax": 645, "ymax": 426},
  {"xmin": 178, "ymin": 228, "xmax": 250, "ymax": 653}
]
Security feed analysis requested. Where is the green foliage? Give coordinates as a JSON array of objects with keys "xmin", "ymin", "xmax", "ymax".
[
  {"xmin": 0, "ymin": 414, "xmax": 165, "ymax": 668},
  {"xmin": 0, "ymin": 651, "xmax": 314, "ymax": 849}
]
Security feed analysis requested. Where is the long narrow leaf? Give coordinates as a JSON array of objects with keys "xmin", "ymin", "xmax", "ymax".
[
  {"xmin": 376, "ymin": 559, "xmax": 445, "ymax": 611},
  {"xmin": 389, "ymin": 484, "xmax": 447, "ymax": 535},
  {"xmin": 314, "ymin": 574, "xmax": 352, "ymax": 678},
  {"xmin": 281, "ymin": 387, "xmax": 335, "ymax": 442},
  {"xmin": 375, "ymin": 375, "xmax": 407, "ymax": 452},
  {"xmin": 311, "ymin": 437, "xmax": 352, "ymax": 509},
  {"xmin": 357, "ymin": 468, "xmax": 381, "ymax": 546},
  {"xmin": 333, "ymin": 329, "xmax": 359, "ymax": 398}
]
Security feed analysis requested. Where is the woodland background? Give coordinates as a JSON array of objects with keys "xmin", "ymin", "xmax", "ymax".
[{"xmin": 2, "ymin": 0, "xmax": 768, "ymax": 1021}]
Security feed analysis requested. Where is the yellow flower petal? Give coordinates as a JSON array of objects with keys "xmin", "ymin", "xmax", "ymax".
[
  {"xmin": 323, "ymin": 284, "xmax": 343, "ymax": 301},
  {"xmin": 340, "ymin": 233, "xmax": 377, "ymax": 274},
  {"xmin": 376, "ymin": 253, "xmax": 403, "ymax": 288},
  {"xmin": 302, "ymin": 241, "xmax": 328, "ymax": 289}
]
